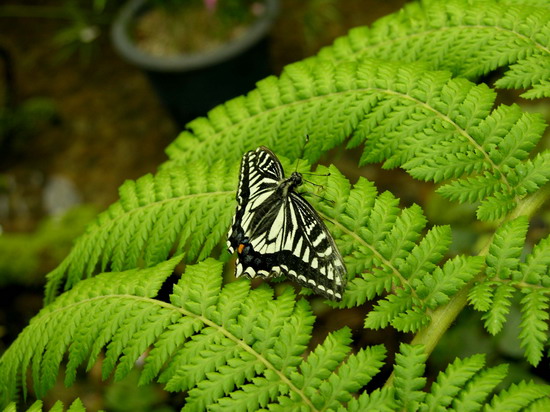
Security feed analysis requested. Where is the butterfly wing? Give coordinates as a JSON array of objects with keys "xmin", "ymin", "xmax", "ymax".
[
  {"xmin": 227, "ymin": 146, "xmax": 283, "ymax": 255},
  {"xmin": 280, "ymin": 192, "xmax": 346, "ymax": 300}
]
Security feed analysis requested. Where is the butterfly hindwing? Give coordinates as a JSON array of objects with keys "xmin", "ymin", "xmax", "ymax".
[{"xmin": 227, "ymin": 146, "xmax": 346, "ymax": 301}]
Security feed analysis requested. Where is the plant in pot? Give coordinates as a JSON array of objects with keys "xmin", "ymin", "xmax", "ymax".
[{"xmin": 112, "ymin": 0, "xmax": 278, "ymax": 127}]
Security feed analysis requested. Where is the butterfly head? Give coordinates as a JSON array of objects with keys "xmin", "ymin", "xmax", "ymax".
[{"xmin": 289, "ymin": 171, "xmax": 303, "ymax": 189}]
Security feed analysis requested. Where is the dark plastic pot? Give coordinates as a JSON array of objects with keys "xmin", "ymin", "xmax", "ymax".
[{"xmin": 111, "ymin": 0, "xmax": 278, "ymax": 128}]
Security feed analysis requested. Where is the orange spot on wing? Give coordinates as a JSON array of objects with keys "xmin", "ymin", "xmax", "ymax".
[{"xmin": 237, "ymin": 244, "xmax": 245, "ymax": 254}]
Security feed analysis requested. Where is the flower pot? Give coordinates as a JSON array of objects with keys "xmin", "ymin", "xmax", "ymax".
[{"xmin": 111, "ymin": 0, "xmax": 278, "ymax": 128}]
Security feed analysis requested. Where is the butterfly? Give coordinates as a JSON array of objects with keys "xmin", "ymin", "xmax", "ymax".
[{"xmin": 227, "ymin": 146, "xmax": 346, "ymax": 301}]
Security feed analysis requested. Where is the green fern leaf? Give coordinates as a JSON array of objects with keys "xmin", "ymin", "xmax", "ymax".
[
  {"xmin": 347, "ymin": 387, "xmax": 397, "ymax": 412},
  {"xmin": 277, "ymin": 165, "xmax": 485, "ymax": 333},
  {"xmin": 164, "ymin": 54, "xmax": 547, "ymax": 225},
  {"xmin": 393, "ymin": 344, "xmax": 427, "ymax": 411},
  {"xmin": 482, "ymin": 283, "xmax": 516, "ymax": 335},
  {"xmin": 529, "ymin": 397, "xmax": 550, "ymax": 412},
  {"xmin": 422, "ymin": 353, "xmax": 486, "ymax": 411},
  {"xmin": 1, "ymin": 403, "xmax": 16, "ymax": 412},
  {"xmin": 451, "ymin": 364, "xmax": 509, "ymax": 411},
  {"xmin": 295, "ymin": 327, "xmax": 352, "ymax": 393},
  {"xmin": 520, "ymin": 233, "xmax": 550, "ymax": 285},
  {"xmin": 495, "ymin": 55, "xmax": 550, "ymax": 98},
  {"xmin": 385, "ymin": 345, "xmax": 550, "ymax": 412},
  {"xmin": 1, "ymin": 399, "xmax": 86, "ymax": 412},
  {"xmin": 0, "ymin": 255, "xmax": 181, "ymax": 401},
  {"xmin": 485, "ymin": 380, "xmax": 550, "ymax": 411},
  {"xmin": 468, "ymin": 221, "xmax": 550, "ymax": 364},
  {"xmin": 2, "ymin": 258, "xmax": 395, "ymax": 410},
  {"xmin": 417, "ymin": 255, "xmax": 485, "ymax": 309},
  {"xmin": 476, "ymin": 217, "xmax": 528, "ymax": 335},
  {"xmin": 313, "ymin": 0, "xmax": 550, "ymax": 96},
  {"xmin": 518, "ymin": 290, "xmax": 549, "ymax": 366},
  {"xmin": 44, "ymin": 161, "xmax": 236, "ymax": 304},
  {"xmin": 416, "ymin": 351, "xmax": 550, "ymax": 411},
  {"xmin": 486, "ymin": 217, "xmax": 528, "ymax": 279},
  {"xmin": 315, "ymin": 345, "xmax": 386, "ymax": 411},
  {"xmin": 510, "ymin": 152, "xmax": 550, "ymax": 196},
  {"xmin": 468, "ymin": 281, "xmax": 497, "ymax": 312}
]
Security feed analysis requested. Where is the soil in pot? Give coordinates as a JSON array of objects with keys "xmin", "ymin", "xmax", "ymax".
[{"xmin": 132, "ymin": 0, "xmax": 266, "ymax": 56}]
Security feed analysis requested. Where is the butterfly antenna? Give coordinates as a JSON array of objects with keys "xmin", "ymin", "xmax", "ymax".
[
  {"xmin": 302, "ymin": 173, "xmax": 335, "ymax": 205},
  {"xmin": 302, "ymin": 188, "xmax": 336, "ymax": 205},
  {"xmin": 302, "ymin": 171, "xmax": 331, "ymax": 177},
  {"xmin": 295, "ymin": 134, "xmax": 310, "ymax": 173}
]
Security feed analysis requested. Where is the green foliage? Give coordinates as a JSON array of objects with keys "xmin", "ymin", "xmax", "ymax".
[
  {"xmin": 0, "ymin": 258, "xmax": 388, "ymax": 411},
  {"xmin": 1, "ymin": 0, "xmax": 549, "ymax": 409},
  {"xmin": 44, "ymin": 162, "xmax": 236, "ymax": 304},
  {"xmin": 0, "ymin": 205, "xmax": 97, "ymax": 286},
  {"xmin": 2, "ymin": 399, "xmax": 85, "ymax": 412},
  {"xmin": 468, "ymin": 217, "xmax": 550, "ymax": 366},
  {"xmin": 314, "ymin": 165, "xmax": 485, "ymax": 331},
  {"xmin": 313, "ymin": 0, "xmax": 550, "ymax": 99},
  {"xmin": 165, "ymin": 59, "xmax": 549, "ymax": 222},
  {"xmin": 4, "ymin": 257, "xmax": 549, "ymax": 411}
]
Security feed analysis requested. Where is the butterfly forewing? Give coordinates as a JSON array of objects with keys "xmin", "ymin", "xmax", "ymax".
[{"xmin": 227, "ymin": 146, "xmax": 346, "ymax": 301}]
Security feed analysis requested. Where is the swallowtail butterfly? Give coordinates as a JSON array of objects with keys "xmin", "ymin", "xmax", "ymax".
[{"xmin": 227, "ymin": 146, "xmax": 346, "ymax": 301}]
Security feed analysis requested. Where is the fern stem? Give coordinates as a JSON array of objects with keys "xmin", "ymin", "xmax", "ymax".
[
  {"xmin": 507, "ymin": 184, "xmax": 550, "ymax": 223},
  {"xmin": 384, "ymin": 185, "xmax": 550, "ymax": 388}
]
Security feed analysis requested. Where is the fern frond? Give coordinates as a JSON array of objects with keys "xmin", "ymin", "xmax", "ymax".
[
  {"xmin": 44, "ymin": 160, "xmax": 236, "ymax": 304},
  {"xmin": 2, "ymin": 258, "xmax": 393, "ymax": 411},
  {"xmin": 485, "ymin": 380, "xmax": 550, "ymax": 411},
  {"xmin": 43, "ymin": 156, "xmax": 487, "ymax": 334},
  {"xmin": 518, "ymin": 290, "xmax": 549, "ymax": 366},
  {"xmin": 422, "ymin": 353, "xmax": 486, "ymax": 411},
  {"xmin": 486, "ymin": 216, "xmax": 528, "ymax": 279},
  {"xmin": 279, "ymin": 165, "xmax": 485, "ymax": 333},
  {"xmin": 165, "ymin": 57, "xmax": 548, "ymax": 222},
  {"xmin": 347, "ymin": 387, "xmax": 397, "ymax": 412},
  {"xmin": 520, "ymin": 229, "xmax": 550, "ymax": 285},
  {"xmin": 481, "ymin": 283, "xmax": 515, "ymax": 335},
  {"xmin": 2, "ymin": 399, "xmax": 86, "ymax": 412},
  {"xmin": 0, "ymin": 255, "xmax": 182, "ymax": 402},
  {"xmin": 312, "ymin": 0, "xmax": 550, "ymax": 97},
  {"xmin": 495, "ymin": 54, "xmax": 550, "ymax": 99},
  {"xmin": 383, "ymin": 345, "xmax": 550, "ymax": 411},
  {"xmin": 393, "ymin": 343, "xmax": 427, "ymax": 411},
  {"xmin": 438, "ymin": 361, "xmax": 509, "ymax": 410},
  {"xmin": 468, "ymin": 217, "xmax": 550, "ymax": 365}
]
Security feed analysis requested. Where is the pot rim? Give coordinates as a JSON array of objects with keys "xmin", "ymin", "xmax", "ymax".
[{"xmin": 111, "ymin": 0, "xmax": 278, "ymax": 72}]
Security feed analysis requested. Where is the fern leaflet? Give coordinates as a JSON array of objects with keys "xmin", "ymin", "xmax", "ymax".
[
  {"xmin": 1, "ymin": 399, "xmax": 86, "ymax": 412},
  {"xmin": 312, "ymin": 0, "xmax": 550, "ymax": 98},
  {"xmin": 468, "ymin": 217, "xmax": 550, "ymax": 365},
  {"xmin": 44, "ymin": 161, "xmax": 236, "ymax": 304},
  {"xmin": 306, "ymin": 165, "xmax": 483, "ymax": 332}
]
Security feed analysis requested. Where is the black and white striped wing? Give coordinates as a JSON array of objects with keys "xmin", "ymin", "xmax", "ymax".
[
  {"xmin": 283, "ymin": 192, "xmax": 346, "ymax": 300},
  {"xmin": 227, "ymin": 146, "xmax": 347, "ymax": 301},
  {"xmin": 227, "ymin": 146, "xmax": 282, "ymax": 255}
]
